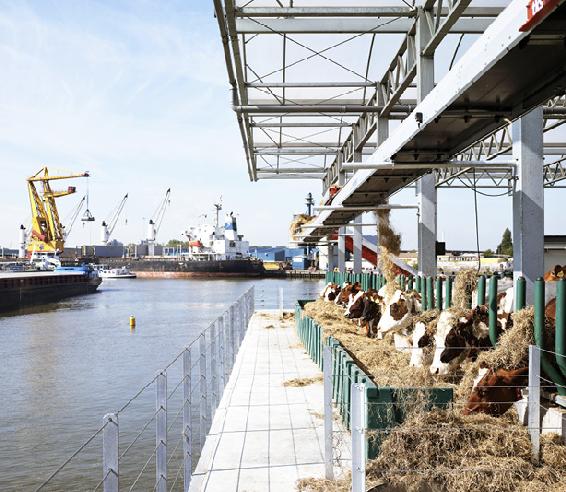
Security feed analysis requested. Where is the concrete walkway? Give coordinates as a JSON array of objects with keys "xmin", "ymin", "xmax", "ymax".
[{"xmin": 190, "ymin": 309, "xmax": 350, "ymax": 491}]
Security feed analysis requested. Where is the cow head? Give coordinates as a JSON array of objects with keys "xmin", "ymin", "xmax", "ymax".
[
  {"xmin": 335, "ymin": 282, "xmax": 361, "ymax": 306},
  {"xmin": 377, "ymin": 290, "xmax": 416, "ymax": 338},
  {"xmin": 429, "ymin": 310, "xmax": 464, "ymax": 375},
  {"xmin": 463, "ymin": 366, "xmax": 528, "ymax": 416},
  {"xmin": 345, "ymin": 290, "xmax": 366, "ymax": 319}
]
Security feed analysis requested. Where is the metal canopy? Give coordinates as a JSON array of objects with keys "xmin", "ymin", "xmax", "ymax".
[{"xmin": 215, "ymin": 0, "xmax": 566, "ymax": 245}]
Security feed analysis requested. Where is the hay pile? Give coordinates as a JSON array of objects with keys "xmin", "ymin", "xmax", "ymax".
[
  {"xmin": 303, "ymin": 299, "xmax": 439, "ymax": 388},
  {"xmin": 367, "ymin": 409, "xmax": 566, "ymax": 492},
  {"xmin": 452, "ymin": 269, "xmax": 478, "ymax": 309},
  {"xmin": 298, "ymin": 410, "xmax": 566, "ymax": 492},
  {"xmin": 377, "ymin": 209, "xmax": 401, "ymax": 302},
  {"xmin": 283, "ymin": 375, "xmax": 323, "ymax": 387},
  {"xmin": 289, "ymin": 214, "xmax": 313, "ymax": 240}
]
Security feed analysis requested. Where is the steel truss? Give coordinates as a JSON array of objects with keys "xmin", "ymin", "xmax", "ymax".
[{"xmin": 216, "ymin": 1, "xmax": 566, "ymax": 248}]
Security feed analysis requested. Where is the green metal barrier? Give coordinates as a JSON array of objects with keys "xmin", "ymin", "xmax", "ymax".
[
  {"xmin": 435, "ymin": 277, "xmax": 443, "ymax": 310},
  {"xmin": 534, "ymin": 279, "xmax": 566, "ymax": 396},
  {"xmin": 488, "ymin": 275, "xmax": 498, "ymax": 345},
  {"xmin": 425, "ymin": 276, "xmax": 434, "ymax": 311},
  {"xmin": 445, "ymin": 276, "xmax": 453, "ymax": 308},
  {"xmin": 477, "ymin": 275, "xmax": 486, "ymax": 306},
  {"xmin": 515, "ymin": 276, "xmax": 526, "ymax": 311}
]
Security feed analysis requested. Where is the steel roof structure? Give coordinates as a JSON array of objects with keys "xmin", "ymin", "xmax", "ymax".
[{"xmin": 215, "ymin": 0, "xmax": 566, "ymax": 248}]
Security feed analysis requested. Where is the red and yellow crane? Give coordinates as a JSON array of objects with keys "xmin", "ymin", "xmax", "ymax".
[{"xmin": 27, "ymin": 167, "xmax": 90, "ymax": 255}]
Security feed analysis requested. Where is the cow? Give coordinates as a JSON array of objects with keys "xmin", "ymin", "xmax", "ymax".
[
  {"xmin": 409, "ymin": 316, "xmax": 438, "ymax": 368},
  {"xmin": 463, "ymin": 366, "xmax": 528, "ymax": 416},
  {"xmin": 429, "ymin": 305, "xmax": 510, "ymax": 375},
  {"xmin": 543, "ymin": 265, "xmax": 566, "ymax": 304},
  {"xmin": 377, "ymin": 289, "xmax": 422, "ymax": 340},
  {"xmin": 320, "ymin": 282, "xmax": 341, "ymax": 302},
  {"xmin": 345, "ymin": 290, "xmax": 383, "ymax": 337},
  {"xmin": 335, "ymin": 282, "xmax": 361, "ymax": 307}
]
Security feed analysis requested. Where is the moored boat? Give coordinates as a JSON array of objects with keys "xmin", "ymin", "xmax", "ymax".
[{"xmin": 0, "ymin": 266, "xmax": 101, "ymax": 313}]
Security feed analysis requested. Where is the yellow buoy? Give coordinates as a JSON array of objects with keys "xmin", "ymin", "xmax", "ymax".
[{"xmin": 129, "ymin": 315, "xmax": 136, "ymax": 328}]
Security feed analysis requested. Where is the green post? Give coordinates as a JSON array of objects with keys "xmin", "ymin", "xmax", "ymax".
[
  {"xmin": 415, "ymin": 275, "xmax": 421, "ymax": 294},
  {"xmin": 477, "ymin": 275, "xmax": 486, "ymax": 306},
  {"xmin": 556, "ymin": 279, "xmax": 566, "ymax": 378},
  {"xmin": 426, "ymin": 276, "xmax": 434, "ymax": 311},
  {"xmin": 400, "ymin": 275, "xmax": 406, "ymax": 291},
  {"xmin": 407, "ymin": 276, "xmax": 414, "ymax": 291},
  {"xmin": 421, "ymin": 277, "xmax": 427, "ymax": 310},
  {"xmin": 535, "ymin": 278, "xmax": 566, "ymax": 396},
  {"xmin": 435, "ymin": 277, "xmax": 443, "ymax": 310},
  {"xmin": 515, "ymin": 276, "xmax": 526, "ymax": 311},
  {"xmin": 488, "ymin": 275, "xmax": 498, "ymax": 345},
  {"xmin": 445, "ymin": 276, "xmax": 452, "ymax": 309}
]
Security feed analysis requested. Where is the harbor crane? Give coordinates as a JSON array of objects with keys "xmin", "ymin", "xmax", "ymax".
[
  {"xmin": 63, "ymin": 195, "xmax": 86, "ymax": 240},
  {"xmin": 26, "ymin": 167, "xmax": 89, "ymax": 255},
  {"xmin": 147, "ymin": 188, "xmax": 171, "ymax": 255},
  {"xmin": 100, "ymin": 193, "xmax": 128, "ymax": 245}
]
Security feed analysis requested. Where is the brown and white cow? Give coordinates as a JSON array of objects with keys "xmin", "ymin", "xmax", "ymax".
[
  {"xmin": 463, "ymin": 366, "xmax": 528, "ymax": 416},
  {"xmin": 334, "ymin": 282, "xmax": 362, "ymax": 307},
  {"xmin": 320, "ymin": 282, "xmax": 341, "ymax": 302},
  {"xmin": 409, "ymin": 316, "xmax": 439, "ymax": 368},
  {"xmin": 344, "ymin": 290, "xmax": 383, "ymax": 337},
  {"xmin": 377, "ymin": 289, "xmax": 422, "ymax": 341}
]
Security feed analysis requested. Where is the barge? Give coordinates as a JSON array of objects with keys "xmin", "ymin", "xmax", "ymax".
[{"xmin": 0, "ymin": 266, "xmax": 101, "ymax": 313}]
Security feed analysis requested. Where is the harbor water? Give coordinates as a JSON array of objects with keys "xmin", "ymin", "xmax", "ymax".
[{"xmin": 0, "ymin": 277, "xmax": 324, "ymax": 491}]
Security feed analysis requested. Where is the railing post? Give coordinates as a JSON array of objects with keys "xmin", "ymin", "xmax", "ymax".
[
  {"xmin": 156, "ymin": 372, "xmax": 167, "ymax": 492},
  {"xmin": 199, "ymin": 334, "xmax": 208, "ymax": 446},
  {"xmin": 239, "ymin": 296, "xmax": 245, "ymax": 344},
  {"xmin": 435, "ymin": 277, "xmax": 443, "ymax": 310},
  {"xmin": 183, "ymin": 349, "xmax": 192, "ymax": 492},
  {"xmin": 211, "ymin": 322, "xmax": 218, "ymax": 413},
  {"xmin": 219, "ymin": 314, "xmax": 226, "ymax": 394},
  {"xmin": 230, "ymin": 305, "xmax": 237, "ymax": 364},
  {"xmin": 102, "ymin": 413, "xmax": 118, "ymax": 492},
  {"xmin": 351, "ymin": 383, "xmax": 366, "ymax": 492},
  {"xmin": 528, "ymin": 345, "xmax": 541, "ymax": 465},
  {"xmin": 516, "ymin": 276, "xmax": 526, "ymax": 311},
  {"xmin": 323, "ymin": 345, "xmax": 334, "ymax": 480},
  {"xmin": 477, "ymin": 275, "xmax": 486, "ymax": 306}
]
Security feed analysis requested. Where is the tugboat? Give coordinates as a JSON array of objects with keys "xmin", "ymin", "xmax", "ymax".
[{"xmin": 123, "ymin": 202, "xmax": 265, "ymax": 278}]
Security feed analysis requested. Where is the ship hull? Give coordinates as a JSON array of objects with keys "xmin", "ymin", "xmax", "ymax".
[
  {"xmin": 118, "ymin": 258, "xmax": 265, "ymax": 278},
  {"xmin": 0, "ymin": 273, "xmax": 102, "ymax": 313}
]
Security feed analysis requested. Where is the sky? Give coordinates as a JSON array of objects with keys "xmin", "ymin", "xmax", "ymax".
[{"xmin": 0, "ymin": 1, "xmax": 563, "ymax": 252}]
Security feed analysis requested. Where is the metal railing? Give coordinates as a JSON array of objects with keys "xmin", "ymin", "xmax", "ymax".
[{"xmin": 36, "ymin": 286, "xmax": 254, "ymax": 492}]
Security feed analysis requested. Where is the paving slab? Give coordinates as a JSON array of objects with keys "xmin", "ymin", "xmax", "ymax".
[{"xmin": 190, "ymin": 309, "xmax": 350, "ymax": 491}]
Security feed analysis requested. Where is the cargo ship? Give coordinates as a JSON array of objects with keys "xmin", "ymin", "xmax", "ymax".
[
  {"xmin": 117, "ymin": 203, "xmax": 266, "ymax": 278},
  {"xmin": 0, "ymin": 265, "xmax": 102, "ymax": 313}
]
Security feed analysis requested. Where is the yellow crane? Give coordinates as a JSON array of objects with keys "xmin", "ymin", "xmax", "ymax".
[{"xmin": 27, "ymin": 167, "xmax": 90, "ymax": 255}]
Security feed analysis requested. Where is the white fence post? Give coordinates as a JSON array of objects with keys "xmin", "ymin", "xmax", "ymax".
[
  {"xmin": 278, "ymin": 287, "xmax": 284, "ymax": 318},
  {"xmin": 323, "ymin": 345, "xmax": 334, "ymax": 480},
  {"xmin": 528, "ymin": 344, "xmax": 541, "ymax": 464},
  {"xmin": 183, "ymin": 349, "xmax": 192, "ymax": 492},
  {"xmin": 199, "ymin": 334, "xmax": 208, "ymax": 446},
  {"xmin": 102, "ymin": 413, "xmax": 118, "ymax": 492},
  {"xmin": 230, "ymin": 305, "xmax": 236, "ymax": 365},
  {"xmin": 351, "ymin": 383, "xmax": 366, "ymax": 492},
  {"xmin": 156, "ymin": 372, "xmax": 167, "ymax": 492},
  {"xmin": 211, "ymin": 322, "xmax": 218, "ymax": 413},
  {"xmin": 219, "ymin": 314, "xmax": 226, "ymax": 392}
]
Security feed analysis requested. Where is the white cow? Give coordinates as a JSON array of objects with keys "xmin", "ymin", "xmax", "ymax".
[{"xmin": 377, "ymin": 289, "xmax": 417, "ymax": 339}]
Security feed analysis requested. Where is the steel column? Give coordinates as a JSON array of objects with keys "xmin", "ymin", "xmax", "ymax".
[
  {"xmin": 512, "ymin": 107, "xmax": 544, "ymax": 304},
  {"xmin": 416, "ymin": 7, "xmax": 437, "ymax": 276}
]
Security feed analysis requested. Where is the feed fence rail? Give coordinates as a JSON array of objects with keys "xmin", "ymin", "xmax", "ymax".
[{"xmin": 35, "ymin": 286, "xmax": 255, "ymax": 492}]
